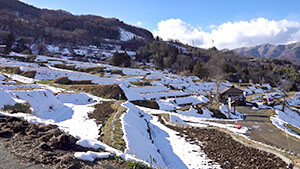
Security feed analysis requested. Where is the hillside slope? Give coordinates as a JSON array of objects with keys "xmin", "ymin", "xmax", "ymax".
[
  {"xmin": 0, "ymin": 0, "xmax": 153, "ymax": 46},
  {"xmin": 234, "ymin": 42, "xmax": 300, "ymax": 63}
]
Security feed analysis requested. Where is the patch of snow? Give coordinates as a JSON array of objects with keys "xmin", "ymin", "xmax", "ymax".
[
  {"xmin": 150, "ymin": 116, "xmax": 221, "ymax": 169},
  {"xmin": 119, "ymin": 27, "xmax": 141, "ymax": 41},
  {"xmin": 0, "ymin": 73, "xmax": 6, "ymax": 81},
  {"xmin": 286, "ymin": 96, "xmax": 300, "ymax": 106},
  {"xmin": 46, "ymin": 45, "xmax": 60, "ymax": 53},
  {"xmin": 74, "ymin": 151, "xmax": 111, "ymax": 162},
  {"xmin": 219, "ymin": 104, "xmax": 244, "ymax": 119},
  {"xmin": 0, "ymin": 89, "xmax": 16, "ymax": 108},
  {"xmin": 57, "ymin": 93, "xmax": 95, "ymax": 105},
  {"xmin": 170, "ymin": 115, "xmax": 187, "ymax": 125},
  {"xmin": 11, "ymin": 89, "xmax": 74, "ymax": 122},
  {"xmin": 121, "ymin": 102, "xmax": 166, "ymax": 168},
  {"xmin": 157, "ymin": 100, "xmax": 178, "ymax": 111},
  {"xmin": 4, "ymin": 73, "xmax": 35, "ymax": 83}
]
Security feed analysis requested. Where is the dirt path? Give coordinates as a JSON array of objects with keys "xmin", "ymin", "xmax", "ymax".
[
  {"xmin": 0, "ymin": 144, "xmax": 52, "ymax": 169},
  {"xmin": 236, "ymin": 106, "xmax": 300, "ymax": 155}
]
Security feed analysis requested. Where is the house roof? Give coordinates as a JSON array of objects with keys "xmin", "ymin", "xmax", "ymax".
[{"xmin": 220, "ymin": 86, "xmax": 244, "ymax": 94}]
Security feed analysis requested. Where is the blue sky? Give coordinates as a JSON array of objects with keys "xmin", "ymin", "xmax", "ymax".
[{"xmin": 20, "ymin": 0, "xmax": 300, "ymax": 49}]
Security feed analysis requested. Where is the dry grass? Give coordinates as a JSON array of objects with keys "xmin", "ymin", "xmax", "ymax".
[
  {"xmin": 130, "ymin": 81, "xmax": 152, "ymax": 86},
  {"xmin": 0, "ymin": 66, "xmax": 21, "ymax": 74},
  {"xmin": 2, "ymin": 102, "xmax": 31, "ymax": 114},
  {"xmin": 287, "ymin": 124, "xmax": 300, "ymax": 136},
  {"xmin": 70, "ymin": 84, "xmax": 127, "ymax": 100},
  {"xmin": 100, "ymin": 101, "xmax": 126, "ymax": 151},
  {"xmin": 10, "ymin": 87, "xmax": 39, "ymax": 91},
  {"xmin": 54, "ymin": 64, "xmax": 76, "ymax": 70}
]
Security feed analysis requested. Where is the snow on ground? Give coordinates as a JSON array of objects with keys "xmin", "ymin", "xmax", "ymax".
[
  {"xmin": 243, "ymin": 88, "xmax": 253, "ymax": 95},
  {"xmin": 119, "ymin": 27, "xmax": 141, "ymax": 41},
  {"xmin": 170, "ymin": 82, "xmax": 230, "ymax": 93},
  {"xmin": 286, "ymin": 96, "xmax": 300, "ymax": 106},
  {"xmin": 74, "ymin": 151, "xmax": 112, "ymax": 162},
  {"xmin": 177, "ymin": 108, "xmax": 214, "ymax": 119},
  {"xmin": 274, "ymin": 106, "xmax": 300, "ymax": 129},
  {"xmin": 170, "ymin": 115, "xmax": 187, "ymax": 125},
  {"xmin": 57, "ymin": 93, "xmax": 95, "ymax": 105},
  {"xmin": 270, "ymin": 105, "xmax": 300, "ymax": 139},
  {"xmin": 47, "ymin": 45, "xmax": 60, "ymax": 53},
  {"xmin": 0, "ymin": 73, "xmax": 6, "ymax": 81},
  {"xmin": 121, "ymin": 102, "xmax": 166, "ymax": 168},
  {"xmin": 141, "ymin": 91, "xmax": 191, "ymax": 100},
  {"xmin": 4, "ymin": 73, "xmax": 35, "ymax": 83},
  {"xmin": 57, "ymin": 103, "xmax": 99, "ymax": 139},
  {"xmin": 118, "ymin": 76, "xmax": 143, "ymax": 82},
  {"xmin": 171, "ymin": 113, "xmax": 248, "ymax": 134},
  {"xmin": 127, "ymin": 86, "xmax": 169, "ymax": 94},
  {"xmin": 119, "ymin": 84, "xmax": 145, "ymax": 101},
  {"xmin": 219, "ymin": 104, "xmax": 245, "ymax": 119},
  {"xmin": 0, "ymin": 84, "xmax": 41, "ymax": 90},
  {"xmin": 134, "ymin": 105, "xmax": 247, "ymax": 134},
  {"xmin": 150, "ymin": 116, "xmax": 221, "ymax": 169},
  {"xmin": 11, "ymin": 89, "xmax": 74, "ymax": 122},
  {"xmin": 270, "ymin": 117, "xmax": 300, "ymax": 140},
  {"xmin": 157, "ymin": 100, "xmax": 178, "ymax": 111},
  {"xmin": 122, "ymin": 102, "xmax": 220, "ymax": 169},
  {"xmin": 166, "ymin": 95, "xmax": 208, "ymax": 106},
  {"xmin": 0, "ymin": 88, "xmax": 16, "ymax": 108},
  {"xmin": 249, "ymin": 86, "xmax": 265, "ymax": 94}
]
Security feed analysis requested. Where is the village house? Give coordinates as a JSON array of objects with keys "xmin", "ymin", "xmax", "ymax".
[
  {"xmin": 0, "ymin": 45, "xmax": 6, "ymax": 53},
  {"xmin": 220, "ymin": 86, "xmax": 245, "ymax": 105}
]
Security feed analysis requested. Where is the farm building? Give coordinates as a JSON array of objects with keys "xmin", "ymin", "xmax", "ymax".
[{"xmin": 220, "ymin": 86, "xmax": 245, "ymax": 105}]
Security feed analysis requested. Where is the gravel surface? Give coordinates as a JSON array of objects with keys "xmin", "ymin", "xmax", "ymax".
[{"xmin": 0, "ymin": 146, "xmax": 52, "ymax": 169}]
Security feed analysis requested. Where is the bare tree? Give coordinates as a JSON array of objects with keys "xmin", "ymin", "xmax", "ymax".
[
  {"xmin": 276, "ymin": 73, "xmax": 294, "ymax": 111},
  {"xmin": 204, "ymin": 54, "xmax": 226, "ymax": 105}
]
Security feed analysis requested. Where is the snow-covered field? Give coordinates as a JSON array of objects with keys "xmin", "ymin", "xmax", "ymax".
[{"xmin": 1, "ymin": 52, "xmax": 298, "ymax": 168}]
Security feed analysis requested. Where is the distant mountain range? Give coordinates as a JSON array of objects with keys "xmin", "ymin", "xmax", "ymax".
[
  {"xmin": 0, "ymin": 0, "xmax": 153, "ymax": 49},
  {"xmin": 234, "ymin": 42, "xmax": 300, "ymax": 63}
]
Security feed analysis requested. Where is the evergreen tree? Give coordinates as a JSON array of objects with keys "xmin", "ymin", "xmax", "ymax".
[
  {"xmin": 109, "ymin": 51, "xmax": 131, "ymax": 67},
  {"xmin": 5, "ymin": 32, "xmax": 14, "ymax": 53},
  {"xmin": 193, "ymin": 59, "xmax": 205, "ymax": 78}
]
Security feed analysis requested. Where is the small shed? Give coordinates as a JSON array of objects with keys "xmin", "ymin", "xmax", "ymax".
[
  {"xmin": 220, "ymin": 86, "xmax": 245, "ymax": 105},
  {"xmin": 0, "ymin": 45, "xmax": 6, "ymax": 53}
]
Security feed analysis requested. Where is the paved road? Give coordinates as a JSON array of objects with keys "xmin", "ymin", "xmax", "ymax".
[
  {"xmin": 0, "ymin": 145, "xmax": 52, "ymax": 169},
  {"xmin": 236, "ymin": 106, "xmax": 300, "ymax": 155}
]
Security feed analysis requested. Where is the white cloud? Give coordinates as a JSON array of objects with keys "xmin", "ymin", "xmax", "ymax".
[
  {"xmin": 136, "ymin": 21, "xmax": 142, "ymax": 26},
  {"xmin": 153, "ymin": 18, "xmax": 300, "ymax": 49}
]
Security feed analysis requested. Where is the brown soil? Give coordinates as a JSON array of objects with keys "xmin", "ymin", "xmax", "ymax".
[
  {"xmin": 71, "ymin": 84, "xmax": 127, "ymax": 100},
  {"xmin": 0, "ymin": 66, "xmax": 21, "ymax": 74},
  {"xmin": 21, "ymin": 70, "xmax": 37, "ymax": 78},
  {"xmin": 89, "ymin": 101, "xmax": 116, "ymax": 126},
  {"xmin": 159, "ymin": 117, "xmax": 288, "ymax": 169},
  {"xmin": 53, "ymin": 76, "xmax": 72, "ymax": 84},
  {"xmin": 130, "ymin": 100, "xmax": 159, "ymax": 109},
  {"xmin": 0, "ymin": 116, "xmax": 127, "ymax": 169}
]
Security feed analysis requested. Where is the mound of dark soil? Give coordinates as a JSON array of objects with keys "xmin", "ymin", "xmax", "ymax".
[
  {"xmin": 71, "ymin": 84, "xmax": 127, "ymax": 100},
  {"xmin": 21, "ymin": 70, "xmax": 36, "ymax": 78},
  {"xmin": 89, "ymin": 101, "xmax": 115, "ymax": 125},
  {"xmin": 0, "ymin": 116, "xmax": 127, "ymax": 169},
  {"xmin": 130, "ymin": 100, "xmax": 159, "ymax": 109},
  {"xmin": 53, "ymin": 76, "xmax": 72, "ymax": 84}
]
